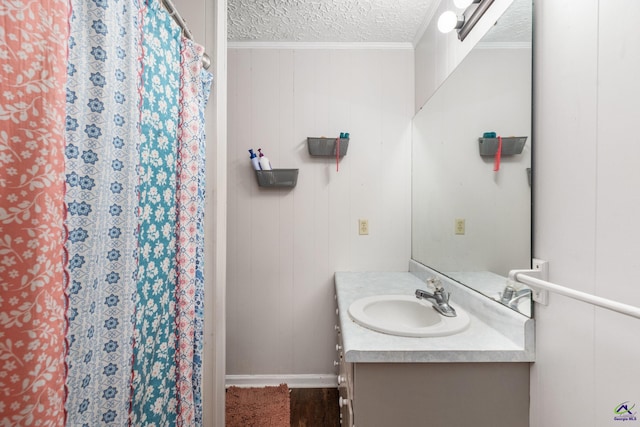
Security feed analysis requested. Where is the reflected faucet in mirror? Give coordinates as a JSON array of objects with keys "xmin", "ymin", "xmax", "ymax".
[
  {"xmin": 499, "ymin": 281, "xmax": 532, "ymax": 310},
  {"xmin": 411, "ymin": 0, "xmax": 533, "ymax": 318}
]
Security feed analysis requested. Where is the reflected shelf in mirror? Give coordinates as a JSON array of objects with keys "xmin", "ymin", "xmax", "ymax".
[{"xmin": 411, "ymin": 0, "xmax": 533, "ymax": 317}]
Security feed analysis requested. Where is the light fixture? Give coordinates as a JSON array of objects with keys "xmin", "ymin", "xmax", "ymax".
[
  {"xmin": 437, "ymin": 11, "xmax": 464, "ymax": 34},
  {"xmin": 438, "ymin": 0, "xmax": 495, "ymax": 42},
  {"xmin": 453, "ymin": 0, "xmax": 475, "ymax": 9}
]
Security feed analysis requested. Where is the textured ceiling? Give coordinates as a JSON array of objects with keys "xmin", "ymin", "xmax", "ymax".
[
  {"xmin": 227, "ymin": 0, "xmax": 532, "ymax": 44},
  {"xmin": 480, "ymin": 0, "xmax": 532, "ymax": 44},
  {"xmin": 227, "ymin": 0, "xmax": 438, "ymax": 43}
]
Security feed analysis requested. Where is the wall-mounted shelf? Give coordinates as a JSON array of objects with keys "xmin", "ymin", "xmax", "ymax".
[
  {"xmin": 307, "ymin": 137, "xmax": 349, "ymax": 157},
  {"xmin": 255, "ymin": 169, "xmax": 298, "ymax": 188},
  {"xmin": 479, "ymin": 137, "xmax": 528, "ymax": 156}
]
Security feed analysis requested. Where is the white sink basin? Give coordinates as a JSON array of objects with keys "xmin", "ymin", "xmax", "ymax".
[{"xmin": 347, "ymin": 294, "xmax": 470, "ymax": 337}]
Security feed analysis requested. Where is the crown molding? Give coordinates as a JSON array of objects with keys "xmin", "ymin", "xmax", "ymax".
[{"xmin": 228, "ymin": 41, "xmax": 414, "ymax": 50}]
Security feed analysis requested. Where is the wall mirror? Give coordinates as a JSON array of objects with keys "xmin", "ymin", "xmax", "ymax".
[{"xmin": 411, "ymin": 0, "xmax": 533, "ymax": 316}]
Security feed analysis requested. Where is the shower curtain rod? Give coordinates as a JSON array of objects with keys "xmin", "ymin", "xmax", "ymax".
[{"xmin": 161, "ymin": 0, "xmax": 211, "ymax": 70}]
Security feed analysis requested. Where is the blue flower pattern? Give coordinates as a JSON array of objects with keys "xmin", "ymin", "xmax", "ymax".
[
  {"xmin": 63, "ymin": 0, "xmax": 210, "ymax": 425},
  {"xmin": 65, "ymin": 0, "xmax": 143, "ymax": 424}
]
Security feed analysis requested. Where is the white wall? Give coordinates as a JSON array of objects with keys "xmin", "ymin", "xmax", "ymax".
[
  {"xmin": 532, "ymin": 1, "xmax": 640, "ymax": 426},
  {"xmin": 227, "ymin": 47, "xmax": 413, "ymax": 381}
]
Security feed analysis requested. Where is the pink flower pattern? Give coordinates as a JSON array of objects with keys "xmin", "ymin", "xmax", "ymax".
[
  {"xmin": 1, "ymin": 2, "xmax": 212, "ymax": 425},
  {"xmin": 175, "ymin": 38, "xmax": 207, "ymax": 426},
  {"xmin": 0, "ymin": 1, "xmax": 70, "ymax": 426}
]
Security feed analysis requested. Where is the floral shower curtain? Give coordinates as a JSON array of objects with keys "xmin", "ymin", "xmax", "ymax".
[
  {"xmin": 175, "ymin": 40, "xmax": 213, "ymax": 427},
  {"xmin": 64, "ymin": 0, "xmax": 143, "ymax": 424},
  {"xmin": 130, "ymin": 2, "xmax": 181, "ymax": 425},
  {"xmin": 0, "ymin": 1, "xmax": 69, "ymax": 425},
  {"xmin": 1, "ymin": 0, "xmax": 212, "ymax": 425}
]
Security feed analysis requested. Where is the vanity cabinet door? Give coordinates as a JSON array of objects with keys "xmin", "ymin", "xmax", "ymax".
[
  {"xmin": 336, "ymin": 321, "xmax": 354, "ymax": 426},
  {"xmin": 338, "ymin": 387, "xmax": 354, "ymax": 427},
  {"xmin": 352, "ymin": 362, "xmax": 530, "ymax": 427},
  {"xmin": 337, "ymin": 357, "xmax": 353, "ymax": 426}
]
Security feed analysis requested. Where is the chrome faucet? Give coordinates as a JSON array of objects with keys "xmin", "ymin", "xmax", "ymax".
[
  {"xmin": 415, "ymin": 277, "xmax": 457, "ymax": 317},
  {"xmin": 500, "ymin": 284, "xmax": 517, "ymax": 304},
  {"xmin": 500, "ymin": 284, "xmax": 532, "ymax": 310},
  {"xmin": 500, "ymin": 283, "xmax": 532, "ymax": 308}
]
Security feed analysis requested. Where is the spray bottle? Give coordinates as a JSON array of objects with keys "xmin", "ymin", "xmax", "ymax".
[
  {"xmin": 258, "ymin": 148, "xmax": 272, "ymax": 170},
  {"xmin": 248, "ymin": 149, "xmax": 261, "ymax": 170}
]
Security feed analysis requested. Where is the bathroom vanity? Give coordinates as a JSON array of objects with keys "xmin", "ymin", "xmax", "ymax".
[{"xmin": 334, "ymin": 269, "xmax": 534, "ymax": 427}]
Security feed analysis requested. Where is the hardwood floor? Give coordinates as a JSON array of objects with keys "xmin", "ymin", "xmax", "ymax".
[{"xmin": 290, "ymin": 388, "xmax": 340, "ymax": 427}]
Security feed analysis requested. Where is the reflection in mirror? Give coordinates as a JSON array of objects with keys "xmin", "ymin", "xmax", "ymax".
[{"xmin": 411, "ymin": 0, "xmax": 533, "ymax": 316}]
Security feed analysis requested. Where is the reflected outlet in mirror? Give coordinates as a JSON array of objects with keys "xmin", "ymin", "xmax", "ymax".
[{"xmin": 411, "ymin": 0, "xmax": 533, "ymax": 317}]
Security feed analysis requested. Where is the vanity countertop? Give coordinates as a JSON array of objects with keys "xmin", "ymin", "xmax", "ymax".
[{"xmin": 335, "ymin": 271, "xmax": 535, "ymax": 363}]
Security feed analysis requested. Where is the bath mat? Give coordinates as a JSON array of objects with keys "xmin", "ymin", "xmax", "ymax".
[{"xmin": 226, "ymin": 384, "xmax": 290, "ymax": 426}]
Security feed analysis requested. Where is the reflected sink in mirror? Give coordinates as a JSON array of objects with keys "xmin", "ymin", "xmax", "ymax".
[
  {"xmin": 411, "ymin": 0, "xmax": 533, "ymax": 318},
  {"xmin": 348, "ymin": 295, "xmax": 470, "ymax": 337}
]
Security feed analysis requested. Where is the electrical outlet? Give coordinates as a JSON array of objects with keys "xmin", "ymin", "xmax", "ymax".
[
  {"xmin": 359, "ymin": 219, "xmax": 369, "ymax": 235},
  {"xmin": 455, "ymin": 218, "xmax": 465, "ymax": 235}
]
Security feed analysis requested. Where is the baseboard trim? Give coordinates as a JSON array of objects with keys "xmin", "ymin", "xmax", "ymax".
[{"xmin": 226, "ymin": 374, "xmax": 338, "ymax": 389}]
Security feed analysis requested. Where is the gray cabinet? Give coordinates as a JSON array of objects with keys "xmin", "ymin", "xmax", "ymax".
[
  {"xmin": 336, "ymin": 328, "xmax": 354, "ymax": 426},
  {"xmin": 348, "ymin": 362, "xmax": 530, "ymax": 427},
  {"xmin": 334, "ymin": 273, "xmax": 532, "ymax": 427},
  {"xmin": 336, "ymin": 335, "xmax": 530, "ymax": 427}
]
